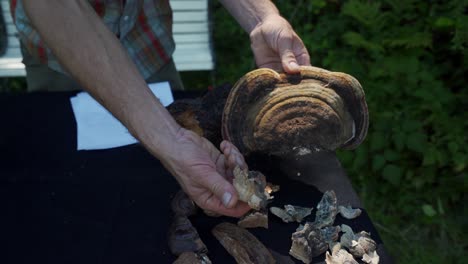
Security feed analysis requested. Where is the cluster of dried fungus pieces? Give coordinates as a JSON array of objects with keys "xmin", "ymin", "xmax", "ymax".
[{"xmin": 288, "ymin": 190, "xmax": 379, "ymax": 264}]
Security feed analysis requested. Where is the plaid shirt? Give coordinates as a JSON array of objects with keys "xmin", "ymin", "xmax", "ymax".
[{"xmin": 11, "ymin": 0, "xmax": 175, "ymax": 79}]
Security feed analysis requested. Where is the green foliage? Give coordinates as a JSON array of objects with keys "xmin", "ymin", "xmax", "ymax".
[{"xmin": 212, "ymin": 0, "xmax": 468, "ymax": 262}]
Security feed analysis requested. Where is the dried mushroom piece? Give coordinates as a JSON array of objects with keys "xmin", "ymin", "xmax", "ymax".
[
  {"xmin": 212, "ymin": 222, "xmax": 275, "ymax": 264},
  {"xmin": 349, "ymin": 233, "xmax": 377, "ymax": 258},
  {"xmin": 338, "ymin": 205, "xmax": 362, "ymax": 220},
  {"xmin": 289, "ymin": 224, "xmax": 341, "ymax": 263},
  {"xmin": 233, "ymin": 166, "xmax": 270, "ymax": 210},
  {"xmin": 340, "ymin": 224, "xmax": 377, "ymax": 258},
  {"xmin": 270, "ymin": 207, "xmax": 295, "ymax": 223},
  {"xmin": 325, "ymin": 243, "xmax": 358, "ymax": 264},
  {"xmin": 238, "ymin": 209, "xmax": 268, "ymax": 229},
  {"xmin": 168, "ymin": 215, "xmax": 207, "ymax": 256},
  {"xmin": 173, "ymin": 252, "xmax": 212, "ymax": 264},
  {"xmin": 320, "ymin": 226, "xmax": 341, "ymax": 247},
  {"xmin": 171, "ymin": 190, "xmax": 197, "ymax": 217},
  {"xmin": 290, "ymin": 222, "xmax": 330, "ymax": 264},
  {"xmin": 270, "ymin": 205, "xmax": 313, "ymax": 223},
  {"xmin": 362, "ymin": 250, "xmax": 380, "ymax": 264},
  {"xmin": 313, "ymin": 190, "xmax": 338, "ymax": 228},
  {"xmin": 222, "ymin": 66, "xmax": 368, "ymax": 157},
  {"xmin": 290, "ymin": 234, "xmax": 312, "ymax": 264},
  {"xmin": 265, "ymin": 182, "xmax": 280, "ymax": 196}
]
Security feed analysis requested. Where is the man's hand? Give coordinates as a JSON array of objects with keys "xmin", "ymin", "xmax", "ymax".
[
  {"xmin": 162, "ymin": 128, "xmax": 251, "ymax": 217},
  {"xmin": 250, "ymin": 14, "xmax": 310, "ymax": 73}
]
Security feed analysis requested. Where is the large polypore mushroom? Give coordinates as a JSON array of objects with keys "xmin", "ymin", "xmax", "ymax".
[
  {"xmin": 222, "ymin": 66, "xmax": 368, "ymax": 156},
  {"xmin": 168, "ymin": 66, "xmax": 368, "ymax": 157}
]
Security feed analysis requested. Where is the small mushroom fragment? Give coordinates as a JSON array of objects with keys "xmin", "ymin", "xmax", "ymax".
[
  {"xmin": 338, "ymin": 205, "xmax": 362, "ymax": 220},
  {"xmin": 320, "ymin": 225, "xmax": 341, "ymax": 247},
  {"xmin": 362, "ymin": 250, "xmax": 380, "ymax": 264},
  {"xmin": 349, "ymin": 234, "xmax": 377, "ymax": 259},
  {"xmin": 238, "ymin": 209, "xmax": 268, "ymax": 229},
  {"xmin": 173, "ymin": 252, "xmax": 212, "ymax": 264},
  {"xmin": 265, "ymin": 182, "xmax": 280, "ymax": 197},
  {"xmin": 340, "ymin": 224, "xmax": 377, "ymax": 258},
  {"xmin": 325, "ymin": 243, "xmax": 358, "ymax": 264},
  {"xmin": 290, "ymin": 222, "xmax": 330, "ymax": 264},
  {"xmin": 212, "ymin": 222, "xmax": 275, "ymax": 264},
  {"xmin": 313, "ymin": 190, "xmax": 338, "ymax": 228},
  {"xmin": 168, "ymin": 215, "xmax": 207, "ymax": 256},
  {"xmin": 290, "ymin": 233, "xmax": 312, "ymax": 264},
  {"xmin": 270, "ymin": 205, "xmax": 313, "ymax": 223},
  {"xmin": 270, "ymin": 207, "xmax": 295, "ymax": 223},
  {"xmin": 233, "ymin": 166, "xmax": 270, "ymax": 210},
  {"xmin": 171, "ymin": 190, "xmax": 197, "ymax": 217},
  {"xmin": 222, "ymin": 66, "xmax": 369, "ymax": 157}
]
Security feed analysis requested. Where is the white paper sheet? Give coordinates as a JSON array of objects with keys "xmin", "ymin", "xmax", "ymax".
[{"xmin": 70, "ymin": 82, "xmax": 174, "ymax": 150}]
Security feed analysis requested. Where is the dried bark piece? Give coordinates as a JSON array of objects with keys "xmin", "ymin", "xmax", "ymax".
[
  {"xmin": 173, "ymin": 252, "xmax": 212, "ymax": 264},
  {"xmin": 222, "ymin": 66, "xmax": 368, "ymax": 157},
  {"xmin": 340, "ymin": 224, "xmax": 377, "ymax": 258},
  {"xmin": 168, "ymin": 215, "xmax": 207, "ymax": 256},
  {"xmin": 313, "ymin": 190, "xmax": 338, "ymax": 228},
  {"xmin": 362, "ymin": 250, "xmax": 380, "ymax": 264},
  {"xmin": 238, "ymin": 209, "xmax": 268, "ymax": 229},
  {"xmin": 171, "ymin": 190, "xmax": 197, "ymax": 217},
  {"xmin": 325, "ymin": 243, "xmax": 358, "ymax": 264},
  {"xmin": 233, "ymin": 166, "xmax": 270, "ymax": 210},
  {"xmin": 338, "ymin": 205, "xmax": 362, "ymax": 220},
  {"xmin": 270, "ymin": 205, "xmax": 313, "ymax": 223},
  {"xmin": 212, "ymin": 222, "xmax": 275, "ymax": 264}
]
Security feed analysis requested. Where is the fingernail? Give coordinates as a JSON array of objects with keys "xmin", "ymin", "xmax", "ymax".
[
  {"xmin": 222, "ymin": 192, "xmax": 232, "ymax": 207},
  {"xmin": 235, "ymin": 155, "xmax": 244, "ymax": 169},
  {"xmin": 289, "ymin": 61, "xmax": 299, "ymax": 70}
]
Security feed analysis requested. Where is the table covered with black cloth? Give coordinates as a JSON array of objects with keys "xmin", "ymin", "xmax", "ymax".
[{"xmin": 0, "ymin": 90, "xmax": 391, "ymax": 264}]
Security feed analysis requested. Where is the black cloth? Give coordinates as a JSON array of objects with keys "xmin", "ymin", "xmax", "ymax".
[{"xmin": 0, "ymin": 91, "xmax": 390, "ymax": 263}]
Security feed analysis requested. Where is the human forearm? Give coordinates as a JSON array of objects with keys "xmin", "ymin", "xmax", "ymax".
[
  {"xmin": 22, "ymin": 0, "xmax": 180, "ymax": 158},
  {"xmin": 218, "ymin": 0, "xmax": 279, "ymax": 33}
]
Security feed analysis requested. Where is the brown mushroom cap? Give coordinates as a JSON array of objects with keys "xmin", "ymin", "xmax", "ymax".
[{"xmin": 222, "ymin": 66, "xmax": 368, "ymax": 156}]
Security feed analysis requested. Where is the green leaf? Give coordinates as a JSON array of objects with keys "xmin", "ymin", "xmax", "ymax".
[
  {"xmin": 422, "ymin": 150, "xmax": 437, "ymax": 166},
  {"xmin": 406, "ymin": 132, "xmax": 427, "ymax": 153},
  {"xmin": 422, "ymin": 204, "xmax": 437, "ymax": 217},
  {"xmin": 401, "ymin": 120, "xmax": 420, "ymax": 132},
  {"xmin": 382, "ymin": 164, "xmax": 403, "ymax": 186},
  {"xmin": 434, "ymin": 17, "xmax": 455, "ymax": 29},
  {"xmin": 393, "ymin": 132, "xmax": 406, "ymax": 151},
  {"xmin": 384, "ymin": 149, "xmax": 400, "ymax": 162},
  {"xmin": 372, "ymin": 154, "xmax": 386, "ymax": 171},
  {"xmin": 370, "ymin": 132, "xmax": 387, "ymax": 151}
]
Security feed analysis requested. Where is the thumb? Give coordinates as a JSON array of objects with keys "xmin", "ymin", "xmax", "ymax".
[
  {"xmin": 278, "ymin": 35, "xmax": 300, "ymax": 73},
  {"xmin": 200, "ymin": 171, "xmax": 239, "ymax": 209}
]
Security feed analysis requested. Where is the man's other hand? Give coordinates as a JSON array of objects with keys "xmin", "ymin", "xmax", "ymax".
[{"xmin": 250, "ymin": 14, "xmax": 310, "ymax": 73}]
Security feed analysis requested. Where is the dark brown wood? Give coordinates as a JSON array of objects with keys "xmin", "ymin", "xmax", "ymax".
[{"xmin": 212, "ymin": 222, "xmax": 275, "ymax": 264}]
